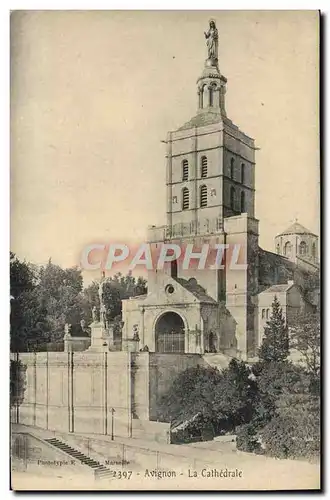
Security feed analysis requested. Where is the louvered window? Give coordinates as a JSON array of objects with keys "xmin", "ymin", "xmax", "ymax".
[
  {"xmin": 201, "ymin": 156, "xmax": 208, "ymax": 178},
  {"xmin": 182, "ymin": 187, "xmax": 189, "ymax": 210},
  {"xmin": 200, "ymin": 185, "xmax": 207, "ymax": 208},
  {"xmin": 182, "ymin": 160, "xmax": 188, "ymax": 181}
]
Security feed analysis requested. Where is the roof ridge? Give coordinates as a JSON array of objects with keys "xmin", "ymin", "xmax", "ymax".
[
  {"xmin": 172, "ymin": 277, "xmax": 217, "ymax": 303},
  {"xmin": 278, "ymin": 221, "xmax": 317, "ymax": 237}
]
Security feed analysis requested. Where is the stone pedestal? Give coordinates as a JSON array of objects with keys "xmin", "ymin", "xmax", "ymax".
[
  {"xmin": 122, "ymin": 338, "xmax": 140, "ymax": 353},
  {"xmin": 88, "ymin": 321, "xmax": 110, "ymax": 352}
]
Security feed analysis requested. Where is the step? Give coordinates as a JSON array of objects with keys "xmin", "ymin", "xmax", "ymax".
[
  {"xmin": 97, "ymin": 471, "xmax": 113, "ymax": 478},
  {"xmin": 45, "ymin": 437, "xmax": 113, "ymax": 479}
]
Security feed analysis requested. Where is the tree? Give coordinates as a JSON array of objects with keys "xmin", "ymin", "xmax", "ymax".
[
  {"xmin": 10, "ymin": 358, "xmax": 27, "ymax": 408},
  {"xmin": 81, "ymin": 272, "xmax": 147, "ymax": 325},
  {"xmin": 10, "ymin": 253, "xmax": 49, "ymax": 352},
  {"xmin": 253, "ymin": 361, "xmax": 310, "ymax": 423},
  {"xmin": 213, "ymin": 359, "xmax": 258, "ymax": 426},
  {"xmin": 10, "ymin": 255, "xmax": 86, "ymax": 350},
  {"xmin": 105, "ymin": 272, "xmax": 147, "ymax": 300},
  {"xmin": 236, "ymin": 422, "xmax": 263, "ymax": 454},
  {"xmin": 258, "ymin": 296, "xmax": 289, "ymax": 364},
  {"xmin": 289, "ymin": 312, "xmax": 320, "ymax": 380},
  {"xmin": 158, "ymin": 365, "xmax": 222, "ymax": 424},
  {"xmin": 260, "ymin": 390, "xmax": 320, "ymax": 459},
  {"xmin": 81, "ymin": 281, "xmax": 100, "ymax": 325},
  {"xmin": 158, "ymin": 359, "xmax": 258, "ymax": 433},
  {"xmin": 10, "ymin": 252, "xmax": 36, "ymax": 298},
  {"xmin": 101, "ymin": 282, "xmax": 122, "ymax": 322},
  {"xmin": 37, "ymin": 260, "xmax": 84, "ymax": 342}
]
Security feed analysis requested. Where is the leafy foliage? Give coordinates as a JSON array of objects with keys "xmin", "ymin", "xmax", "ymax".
[
  {"xmin": 37, "ymin": 259, "xmax": 84, "ymax": 341},
  {"xmin": 212, "ymin": 359, "xmax": 258, "ymax": 426},
  {"xmin": 10, "ymin": 253, "xmax": 48, "ymax": 352},
  {"xmin": 161, "ymin": 317, "xmax": 320, "ymax": 461},
  {"xmin": 289, "ymin": 312, "xmax": 320, "ymax": 379},
  {"xmin": 159, "ymin": 359, "xmax": 258, "ymax": 431},
  {"xmin": 261, "ymin": 393, "xmax": 320, "ymax": 459},
  {"xmin": 258, "ymin": 296, "xmax": 289, "ymax": 364},
  {"xmin": 159, "ymin": 365, "xmax": 222, "ymax": 423},
  {"xmin": 10, "ymin": 253, "xmax": 147, "ymax": 351},
  {"xmin": 82, "ymin": 272, "xmax": 147, "ymax": 325},
  {"xmin": 236, "ymin": 422, "xmax": 263, "ymax": 453},
  {"xmin": 252, "ymin": 361, "xmax": 309, "ymax": 423},
  {"xmin": 10, "ymin": 358, "xmax": 27, "ymax": 408}
]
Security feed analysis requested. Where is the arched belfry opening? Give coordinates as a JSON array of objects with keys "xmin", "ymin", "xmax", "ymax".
[{"xmin": 155, "ymin": 312, "xmax": 185, "ymax": 353}]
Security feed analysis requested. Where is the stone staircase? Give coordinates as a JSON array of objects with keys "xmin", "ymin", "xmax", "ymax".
[{"xmin": 45, "ymin": 437, "xmax": 113, "ymax": 481}]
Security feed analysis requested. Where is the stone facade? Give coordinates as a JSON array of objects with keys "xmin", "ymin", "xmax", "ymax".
[
  {"xmin": 275, "ymin": 221, "xmax": 319, "ymax": 265},
  {"xmin": 12, "ymin": 30, "xmax": 320, "ymax": 439},
  {"xmin": 121, "ymin": 52, "xmax": 319, "ymax": 362}
]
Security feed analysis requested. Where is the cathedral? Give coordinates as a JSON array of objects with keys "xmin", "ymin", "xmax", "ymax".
[
  {"xmin": 68, "ymin": 21, "xmax": 319, "ymax": 363},
  {"xmin": 117, "ymin": 21, "xmax": 319, "ymax": 362},
  {"xmin": 14, "ymin": 20, "xmax": 320, "ymax": 441}
]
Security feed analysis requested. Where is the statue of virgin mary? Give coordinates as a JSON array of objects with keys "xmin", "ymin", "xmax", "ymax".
[{"xmin": 204, "ymin": 19, "xmax": 218, "ymax": 64}]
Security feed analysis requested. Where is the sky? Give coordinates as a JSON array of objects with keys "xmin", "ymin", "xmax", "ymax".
[{"xmin": 10, "ymin": 10, "xmax": 320, "ymax": 278}]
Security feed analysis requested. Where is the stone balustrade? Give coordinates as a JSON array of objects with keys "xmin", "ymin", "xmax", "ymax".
[{"xmin": 147, "ymin": 217, "xmax": 224, "ymax": 242}]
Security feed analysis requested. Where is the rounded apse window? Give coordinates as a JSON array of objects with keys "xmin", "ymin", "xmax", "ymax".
[{"xmin": 165, "ymin": 284, "xmax": 175, "ymax": 295}]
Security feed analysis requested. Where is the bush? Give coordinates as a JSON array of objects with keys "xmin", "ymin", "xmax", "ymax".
[
  {"xmin": 236, "ymin": 422, "xmax": 263, "ymax": 454},
  {"xmin": 10, "ymin": 359, "xmax": 27, "ymax": 408},
  {"xmin": 260, "ymin": 394, "xmax": 320, "ymax": 460}
]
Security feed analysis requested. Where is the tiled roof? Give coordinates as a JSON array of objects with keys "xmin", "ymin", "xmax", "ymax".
[
  {"xmin": 278, "ymin": 222, "xmax": 317, "ymax": 237},
  {"xmin": 177, "ymin": 112, "xmax": 222, "ymax": 131},
  {"xmin": 174, "ymin": 277, "xmax": 217, "ymax": 304},
  {"xmin": 260, "ymin": 283, "xmax": 294, "ymax": 294}
]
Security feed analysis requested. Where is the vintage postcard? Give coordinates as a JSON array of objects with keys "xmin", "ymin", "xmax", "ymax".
[{"xmin": 10, "ymin": 10, "xmax": 320, "ymax": 491}]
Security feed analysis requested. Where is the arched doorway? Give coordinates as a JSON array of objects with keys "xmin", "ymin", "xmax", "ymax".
[{"xmin": 155, "ymin": 312, "xmax": 185, "ymax": 353}]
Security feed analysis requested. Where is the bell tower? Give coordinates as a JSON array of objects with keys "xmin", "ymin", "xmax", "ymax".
[
  {"xmin": 147, "ymin": 20, "xmax": 260, "ymax": 358},
  {"xmin": 164, "ymin": 19, "xmax": 256, "ymax": 237},
  {"xmin": 197, "ymin": 63, "xmax": 227, "ymax": 117}
]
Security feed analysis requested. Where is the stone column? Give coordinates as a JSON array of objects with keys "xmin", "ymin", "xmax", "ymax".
[
  {"xmin": 184, "ymin": 327, "xmax": 189, "ymax": 354},
  {"xmin": 197, "ymin": 88, "xmax": 203, "ymax": 109},
  {"xmin": 219, "ymin": 76, "xmax": 227, "ymax": 117},
  {"xmin": 200, "ymin": 316, "xmax": 205, "ymax": 354},
  {"xmin": 33, "ymin": 352, "xmax": 37, "ymax": 426},
  {"xmin": 64, "ymin": 332, "xmax": 72, "ymax": 352},
  {"xmin": 69, "ymin": 351, "xmax": 74, "ymax": 432},
  {"xmin": 108, "ymin": 324, "xmax": 114, "ymax": 348},
  {"xmin": 103, "ymin": 352, "xmax": 108, "ymax": 435},
  {"xmin": 46, "ymin": 351, "xmax": 49, "ymax": 430},
  {"xmin": 208, "ymin": 85, "xmax": 213, "ymax": 107},
  {"xmin": 140, "ymin": 307, "xmax": 145, "ymax": 346},
  {"xmin": 192, "ymin": 130, "xmax": 198, "ymax": 233},
  {"xmin": 166, "ymin": 133, "xmax": 173, "ymax": 231}
]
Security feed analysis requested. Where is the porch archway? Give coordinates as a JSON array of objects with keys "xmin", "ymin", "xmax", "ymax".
[{"xmin": 155, "ymin": 312, "xmax": 185, "ymax": 353}]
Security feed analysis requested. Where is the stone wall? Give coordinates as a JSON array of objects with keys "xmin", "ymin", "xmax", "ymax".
[
  {"xmin": 11, "ymin": 351, "xmax": 203, "ymax": 440},
  {"xmin": 11, "ymin": 351, "xmax": 132, "ymax": 438},
  {"xmin": 148, "ymin": 353, "xmax": 205, "ymax": 420}
]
